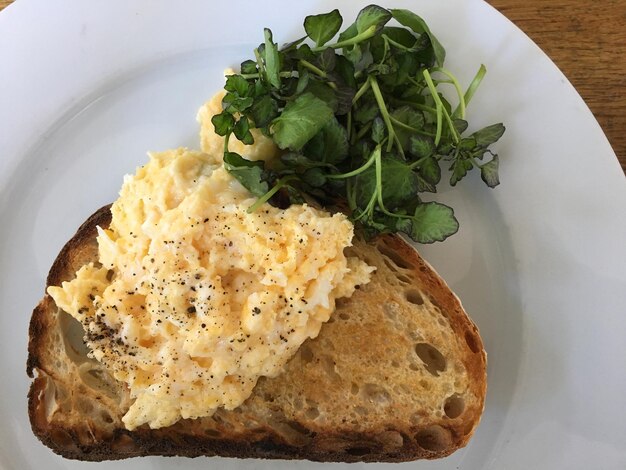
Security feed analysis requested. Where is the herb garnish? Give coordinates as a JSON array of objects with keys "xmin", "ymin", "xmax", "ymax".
[{"xmin": 212, "ymin": 5, "xmax": 505, "ymax": 243}]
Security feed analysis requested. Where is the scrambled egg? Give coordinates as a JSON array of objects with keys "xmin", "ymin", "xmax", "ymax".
[{"xmin": 48, "ymin": 146, "xmax": 374, "ymax": 430}]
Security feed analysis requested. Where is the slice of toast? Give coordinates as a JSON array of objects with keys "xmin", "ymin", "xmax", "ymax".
[{"xmin": 27, "ymin": 204, "xmax": 486, "ymax": 462}]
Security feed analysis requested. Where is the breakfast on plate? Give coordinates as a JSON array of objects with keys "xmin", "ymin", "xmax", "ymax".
[{"xmin": 27, "ymin": 5, "xmax": 502, "ymax": 462}]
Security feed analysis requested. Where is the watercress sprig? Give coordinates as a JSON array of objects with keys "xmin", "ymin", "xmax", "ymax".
[{"xmin": 211, "ymin": 4, "xmax": 505, "ymax": 243}]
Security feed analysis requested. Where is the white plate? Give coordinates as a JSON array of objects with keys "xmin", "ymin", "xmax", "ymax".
[{"xmin": 1, "ymin": 0, "xmax": 625, "ymax": 468}]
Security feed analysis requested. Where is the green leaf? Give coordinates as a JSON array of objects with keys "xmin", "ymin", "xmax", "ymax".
[
  {"xmin": 264, "ymin": 28, "xmax": 281, "ymax": 89},
  {"xmin": 450, "ymin": 158, "xmax": 474, "ymax": 186},
  {"xmin": 416, "ymin": 174, "xmax": 436, "ymax": 193},
  {"xmin": 332, "ymin": 79, "xmax": 356, "ymax": 116},
  {"xmin": 303, "ymin": 116, "xmax": 349, "ymax": 164},
  {"xmin": 371, "ymin": 117, "xmax": 385, "ymax": 143},
  {"xmin": 233, "ymin": 117, "xmax": 254, "ymax": 145},
  {"xmin": 211, "ymin": 112, "xmax": 235, "ymax": 136},
  {"xmin": 354, "ymin": 101, "xmax": 378, "ymax": 124},
  {"xmin": 271, "ymin": 92, "xmax": 334, "ymax": 150},
  {"xmin": 317, "ymin": 47, "xmax": 337, "ymax": 72},
  {"xmin": 356, "ymin": 5, "xmax": 391, "ymax": 34},
  {"xmin": 417, "ymin": 156, "xmax": 441, "ymax": 186},
  {"xmin": 382, "ymin": 26, "xmax": 418, "ymax": 47},
  {"xmin": 295, "ymin": 43, "xmax": 315, "ymax": 62},
  {"xmin": 367, "ymin": 63, "xmax": 392, "ymax": 75},
  {"xmin": 337, "ymin": 22, "xmax": 359, "ymax": 42},
  {"xmin": 453, "ymin": 119, "xmax": 468, "ymax": 134},
  {"xmin": 240, "ymin": 60, "xmax": 258, "ymax": 75},
  {"xmin": 224, "ymin": 74, "xmax": 250, "ymax": 96},
  {"xmin": 394, "ymin": 217, "xmax": 413, "ymax": 234},
  {"xmin": 223, "ymin": 152, "xmax": 269, "ymax": 197},
  {"xmin": 390, "ymin": 9, "xmax": 446, "ymax": 66},
  {"xmin": 355, "ymin": 157, "xmax": 418, "ymax": 209},
  {"xmin": 304, "ymin": 9, "xmax": 343, "ymax": 47},
  {"xmin": 457, "ymin": 137, "xmax": 477, "ymax": 151},
  {"xmin": 281, "ymin": 152, "xmax": 335, "ymax": 169},
  {"xmin": 294, "ymin": 69, "xmax": 310, "ymax": 96},
  {"xmin": 250, "ymin": 94, "xmax": 278, "ymax": 128},
  {"xmin": 390, "ymin": 106, "xmax": 426, "ymax": 150},
  {"xmin": 332, "ymin": 55, "xmax": 357, "ymax": 89},
  {"xmin": 410, "ymin": 135, "xmax": 435, "ymax": 159},
  {"xmin": 281, "ymin": 36, "xmax": 307, "ymax": 52},
  {"xmin": 304, "ymin": 79, "xmax": 338, "ymax": 111},
  {"xmin": 472, "ymin": 123, "xmax": 505, "ymax": 146},
  {"xmin": 406, "ymin": 202, "xmax": 459, "ymax": 243},
  {"xmin": 302, "ymin": 167, "xmax": 327, "ymax": 187},
  {"xmin": 480, "ymin": 154, "xmax": 500, "ymax": 188},
  {"xmin": 222, "ymin": 93, "xmax": 253, "ymax": 113},
  {"xmin": 343, "ymin": 43, "xmax": 362, "ymax": 66}
]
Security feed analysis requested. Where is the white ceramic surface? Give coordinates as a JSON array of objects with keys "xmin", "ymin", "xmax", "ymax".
[{"xmin": 1, "ymin": 1, "xmax": 625, "ymax": 469}]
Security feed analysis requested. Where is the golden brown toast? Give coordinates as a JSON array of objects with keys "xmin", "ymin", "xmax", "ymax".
[{"xmin": 27, "ymin": 204, "xmax": 486, "ymax": 462}]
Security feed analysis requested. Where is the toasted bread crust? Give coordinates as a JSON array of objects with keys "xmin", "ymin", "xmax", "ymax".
[{"xmin": 27, "ymin": 205, "xmax": 487, "ymax": 462}]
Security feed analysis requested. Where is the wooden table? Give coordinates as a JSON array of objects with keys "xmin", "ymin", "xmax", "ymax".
[{"xmin": 1, "ymin": 0, "xmax": 625, "ymax": 174}]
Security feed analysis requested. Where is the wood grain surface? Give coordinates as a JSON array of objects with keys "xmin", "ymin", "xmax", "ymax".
[{"xmin": 1, "ymin": 0, "xmax": 624, "ymax": 174}]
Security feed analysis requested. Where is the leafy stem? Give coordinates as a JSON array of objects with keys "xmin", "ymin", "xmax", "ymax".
[
  {"xmin": 369, "ymin": 76, "xmax": 403, "ymax": 156},
  {"xmin": 463, "ymin": 64, "xmax": 487, "ymax": 109},
  {"xmin": 311, "ymin": 25, "xmax": 377, "ymax": 52},
  {"xmin": 327, "ymin": 148, "xmax": 378, "ymax": 179},
  {"xmin": 422, "ymin": 69, "xmax": 460, "ymax": 145},
  {"xmin": 431, "ymin": 66, "xmax": 466, "ymax": 119},
  {"xmin": 299, "ymin": 59, "xmax": 327, "ymax": 78},
  {"xmin": 246, "ymin": 175, "xmax": 299, "ymax": 213}
]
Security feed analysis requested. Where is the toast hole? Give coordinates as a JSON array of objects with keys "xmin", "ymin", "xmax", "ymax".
[
  {"xmin": 419, "ymin": 379, "xmax": 430, "ymax": 390},
  {"xmin": 405, "ymin": 289, "xmax": 424, "ymax": 306},
  {"xmin": 100, "ymin": 411, "xmax": 114, "ymax": 424},
  {"xmin": 339, "ymin": 312, "xmax": 350, "ymax": 320},
  {"xmin": 409, "ymin": 363, "xmax": 419, "ymax": 371},
  {"xmin": 465, "ymin": 330, "xmax": 481, "ymax": 353},
  {"xmin": 391, "ymin": 360, "xmax": 400, "ymax": 368},
  {"xmin": 378, "ymin": 430, "xmax": 404, "ymax": 449},
  {"xmin": 396, "ymin": 273, "xmax": 412, "ymax": 284},
  {"xmin": 204, "ymin": 428, "xmax": 221, "ymax": 437},
  {"xmin": 383, "ymin": 257, "xmax": 399, "ymax": 273},
  {"xmin": 415, "ymin": 343, "xmax": 447, "ymax": 376},
  {"xmin": 361, "ymin": 383, "xmax": 391, "ymax": 406},
  {"xmin": 286, "ymin": 420, "xmax": 312, "ymax": 437},
  {"xmin": 377, "ymin": 244, "xmax": 413, "ymax": 270},
  {"xmin": 305, "ymin": 406, "xmax": 320, "ymax": 420},
  {"xmin": 321, "ymin": 356, "xmax": 341, "ymax": 382},
  {"xmin": 299, "ymin": 344, "xmax": 314, "ymax": 364},
  {"xmin": 59, "ymin": 311, "xmax": 90, "ymax": 362},
  {"xmin": 351, "ymin": 383, "xmax": 360, "ymax": 395},
  {"xmin": 346, "ymin": 446, "xmax": 372, "ymax": 456},
  {"xmin": 378, "ymin": 244, "xmax": 413, "ymax": 271},
  {"xmin": 429, "ymin": 296, "xmax": 445, "ymax": 314},
  {"xmin": 444, "ymin": 394, "xmax": 465, "ymax": 419},
  {"xmin": 415, "ymin": 425, "xmax": 451, "ymax": 452},
  {"xmin": 106, "ymin": 269, "xmax": 114, "ymax": 281}
]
